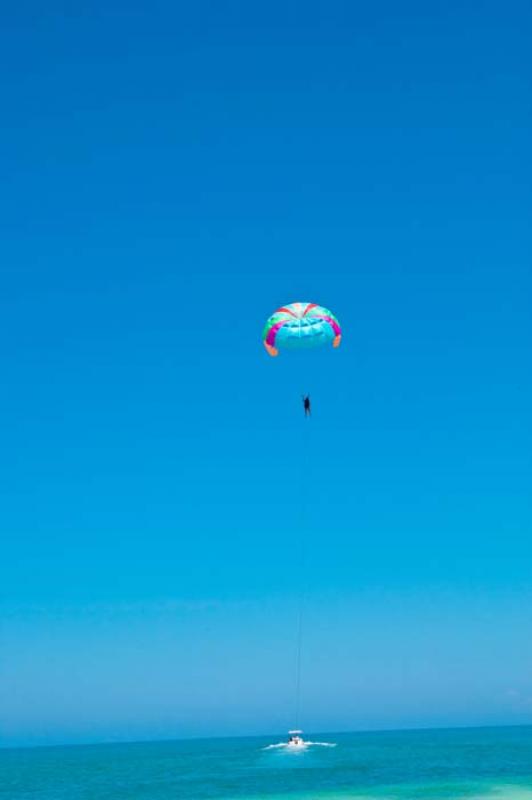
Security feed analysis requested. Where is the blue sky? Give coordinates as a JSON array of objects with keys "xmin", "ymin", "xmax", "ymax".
[{"xmin": 1, "ymin": 0, "xmax": 531, "ymax": 746}]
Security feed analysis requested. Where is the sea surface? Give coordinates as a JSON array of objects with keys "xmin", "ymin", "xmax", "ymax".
[{"xmin": 2, "ymin": 726, "xmax": 532, "ymax": 800}]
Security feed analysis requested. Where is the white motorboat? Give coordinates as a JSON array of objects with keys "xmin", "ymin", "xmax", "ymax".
[{"xmin": 286, "ymin": 730, "xmax": 307, "ymax": 748}]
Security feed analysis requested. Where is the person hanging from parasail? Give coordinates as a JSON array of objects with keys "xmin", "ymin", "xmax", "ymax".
[{"xmin": 263, "ymin": 301, "xmax": 341, "ymax": 419}]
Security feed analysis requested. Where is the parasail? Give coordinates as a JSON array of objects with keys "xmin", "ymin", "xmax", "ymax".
[
  {"xmin": 260, "ymin": 300, "xmax": 342, "ymax": 747},
  {"xmin": 262, "ymin": 302, "xmax": 341, "ymax": 357}
]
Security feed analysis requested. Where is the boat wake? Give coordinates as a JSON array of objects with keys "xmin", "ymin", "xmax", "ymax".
[{"xmin": 263, "ymin": 741, "xmax": 336, "ymax": 750}]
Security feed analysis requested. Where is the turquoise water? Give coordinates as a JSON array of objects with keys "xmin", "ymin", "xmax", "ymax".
[{"xmin": 2, "ymin": 727, "xmax": 532, "ymax": 800}]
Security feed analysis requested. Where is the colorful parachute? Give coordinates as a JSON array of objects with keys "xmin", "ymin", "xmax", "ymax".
[{"xmin": 262, "ymin": 302, "xmax": 342, "ymax": 357}]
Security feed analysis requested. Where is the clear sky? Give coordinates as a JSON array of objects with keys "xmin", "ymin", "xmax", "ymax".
[{"xmin": 1, "ymin": 0, "xmax": 531, "ymax": 747}]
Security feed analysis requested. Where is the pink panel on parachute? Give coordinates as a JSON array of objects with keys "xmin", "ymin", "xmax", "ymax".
[
  {"xmin": 265, "ymin": 319, "xmax": 290, "ymax": 348},
  {"xmin": 264, "ymin": 314, "xmax": 294, "ymax": 355},
  {"xmin": 277, "ymin": 306, "xmax": 299, "ymax": 317},
  {"xmin": 313, "ymin": 313, "xmax": 342, "ymax": 340}
]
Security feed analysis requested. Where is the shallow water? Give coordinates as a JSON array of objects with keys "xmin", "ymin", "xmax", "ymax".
[{"xmin": 2, "ymin": 726, "xmax": 532, "ymax": 800}]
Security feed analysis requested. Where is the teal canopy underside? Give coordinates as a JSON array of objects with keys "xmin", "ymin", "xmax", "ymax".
[{"xmin": 274, "ymin": 319, "xmax": 336, "ymax": 350}]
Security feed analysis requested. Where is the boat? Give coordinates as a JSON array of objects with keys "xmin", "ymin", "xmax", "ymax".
[{"xmin": 286, "ymin": 730, "xmax": 307, "ymax": 748}]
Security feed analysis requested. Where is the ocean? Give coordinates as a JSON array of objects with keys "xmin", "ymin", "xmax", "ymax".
[{"xmin": 1, "ymin": 726, "xmax": 532, "ymax": 800}]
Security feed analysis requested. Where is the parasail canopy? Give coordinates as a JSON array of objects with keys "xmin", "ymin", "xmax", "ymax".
[{"xmin": 262, "ymin": 302, "xmax": 342, "ymax": 357}]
